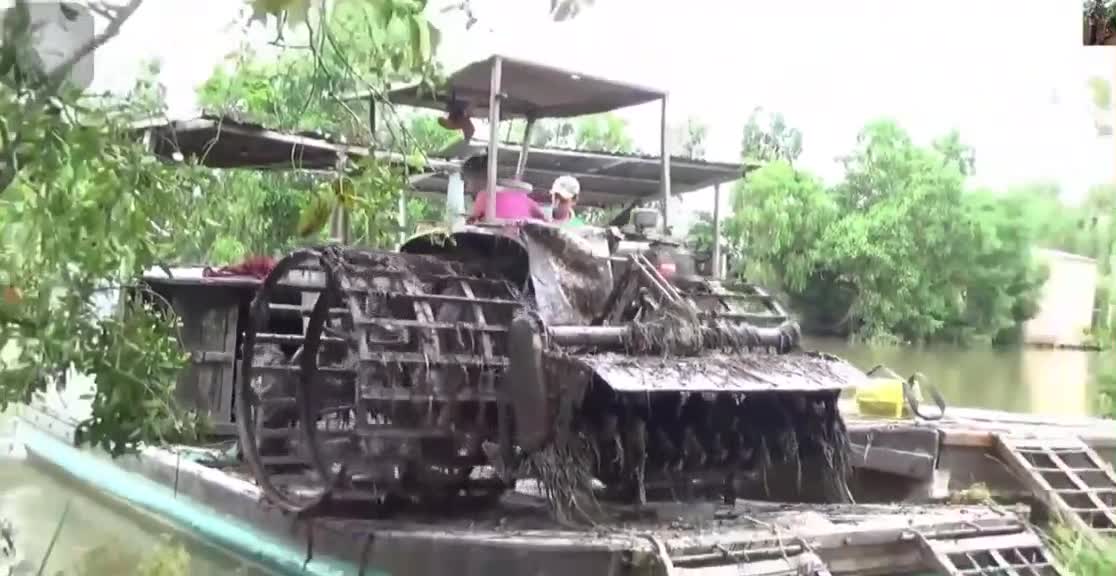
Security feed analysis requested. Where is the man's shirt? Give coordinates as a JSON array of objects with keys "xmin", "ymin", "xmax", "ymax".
[{"xmin": 470, "ymin": 189, "xmax": 546, "ymax": 221}]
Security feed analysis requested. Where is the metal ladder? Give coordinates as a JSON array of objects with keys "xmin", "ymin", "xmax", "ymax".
[{"xmin": 994, "ymin": 434, "xmax": 1116, "ymax": 546}]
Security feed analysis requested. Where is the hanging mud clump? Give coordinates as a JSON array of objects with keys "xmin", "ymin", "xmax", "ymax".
[
  {"xmin": 520, "ymin": 358, "xmax": 601, "ymax": 525},
  {"xmin": 624, "ymin": 310, "xmax": 705, "ymax": 356},
  {"xmin": 739, "ymin": 392, "xmax": 853, "ymax": 503}
]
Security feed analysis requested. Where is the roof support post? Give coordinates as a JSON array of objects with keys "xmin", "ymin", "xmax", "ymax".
[
  {"xmin": 516, "ymin": 117, "xmax": 535, "ymax": 179},
  {"xmin": 712, "ymin": 182, "xmax": 723, "ymax": 279},
  {"xmin": 659, "ymin": 95, "xmax": 671, "ymax": 231},
  {"xmin": 329, "ymin": 152, "xmax": 351, "ymax": 244},
  {"xmin": 485, "ymin": 56, "xmax": 503, "ymax": 224}
]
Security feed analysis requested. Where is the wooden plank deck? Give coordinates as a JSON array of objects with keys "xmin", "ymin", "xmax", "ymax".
[{"xmin": 842, "ymin": 401, "xmax": 1116, "ymax": 452}]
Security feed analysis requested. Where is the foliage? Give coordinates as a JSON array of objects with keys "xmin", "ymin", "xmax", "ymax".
[
  {"xmin": 197, "ymin": 0, "xmax": 447, "ymax": 248},
  {"xmin": 571, "ymin": 114, "xmax": 635, "ymax": 153},
  {"xmin": 0, "ymin": 0, "xmax": 444, "ymax": 456},
  {"xmin": 1050, "ymin": 524, "xmax": 1116, "ymax": 575},
  {"xmin": 0, "ymin": 79, "xmax": 211, "ymax": 452},
  {"xmin": 1090, "ymin": 76, "xmax": 1112, "ymax": 111},
  {"xmin": 728, "ymin": 119, "xmax": 1047, "ymax": 344},
  {"xmin": 579, "ymin": 204, "xmax": 628, "ymax": 226},
  {"xmin": 507, "ymin": 113, "xmax": 637, "ymax": 153},
  {"xmin": 206, "ymin": 0, "xmax": 442, "ymax": 142},
  {"xmin": 1090, "ymin": 76, "xmax": 1113, "ymax": 136},
  {"xmin": 741, "ymin": 107, "xmax": 803, "ymax": 165},
  {"xmin": 404, "ymin": 112, "xmax": 462, "ymax": 154},
  {"xmin": 1101, "ymin": 363, "xmax": 1116, "ymax": 418},
  {"xmin": 672, "ymin": 116, "xmax": 708, "ymax": 160},
  {"xmin": 687, "ymin": 211, "xmax": 714, "ymax": 255}
]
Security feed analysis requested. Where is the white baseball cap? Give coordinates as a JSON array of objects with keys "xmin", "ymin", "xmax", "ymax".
[{"xmin": 550, "ymin": 175, "xmax": 580, "ymax": 200}]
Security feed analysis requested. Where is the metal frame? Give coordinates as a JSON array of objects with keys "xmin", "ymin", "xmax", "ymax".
[
  {"xmin": 995, "ymin": 434, "xmax": 1116, "ymax": 547},
  {"xmin": 474, "ymin": 56, "xmax": 672, "ymax": 228},
  {"xmin": 918, "ymin": 530, "xmax": 1065, "ymax": 575}
]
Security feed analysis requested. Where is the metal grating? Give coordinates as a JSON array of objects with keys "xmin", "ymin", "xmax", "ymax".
[
  {"xmin": 920, "ymin": 531, "xmax": 1064, "ymax": 575},
  {"xmin": 672, "ymin": 551, "xmax": 831, "ymax": 576},
  {"xmin": 664, "ymin": 533, "xmax": 832, "ymax": 576},
  {"xmin": 995, "ymin": 434, "xmax": 1116, "ymax": 545}
]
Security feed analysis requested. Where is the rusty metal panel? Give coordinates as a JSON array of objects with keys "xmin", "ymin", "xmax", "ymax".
[{"xmin": 575, "ymin": 351, "xmax": 865, "ymax": 393}]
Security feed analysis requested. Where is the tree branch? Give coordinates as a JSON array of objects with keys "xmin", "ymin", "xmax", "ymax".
[{"xmin": 32, "ymin": 0, "xmax": 145, "ymax": 105}]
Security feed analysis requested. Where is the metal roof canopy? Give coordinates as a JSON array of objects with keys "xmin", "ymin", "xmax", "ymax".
[
  {"xmin": 382, "ymin": 55, "xmax": 678, "ymax": 229},
  {"xmin": 415, "ymin": 140, "xmax": 748, "ymax": 207},
  {"xmin": 139, "ymin": 116, "xmax": 370, "ymax": 170},
  {"xmin": 382, "ymin": 55, "xmax": 665, "ymax": 119}
]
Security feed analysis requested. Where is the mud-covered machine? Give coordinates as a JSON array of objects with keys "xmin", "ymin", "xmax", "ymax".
[{"xmin": 236, "ymin": 56, "xmax": 867, "ymax": 516}]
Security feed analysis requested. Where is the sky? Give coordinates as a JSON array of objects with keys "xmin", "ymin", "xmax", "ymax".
[{"xmin": 60, "ymin": 0, "xmax": 1116, "ymax": 225}]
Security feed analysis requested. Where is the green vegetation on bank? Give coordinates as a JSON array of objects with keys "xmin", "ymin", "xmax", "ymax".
[{"xmin": 687, "ymin": 107, "xmax": 1116, "ymax": 347}]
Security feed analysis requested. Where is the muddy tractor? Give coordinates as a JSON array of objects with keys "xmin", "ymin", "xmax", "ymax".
[{"xmin": 236, "ymin": 56, "xmax": 867, "ymax": 516}]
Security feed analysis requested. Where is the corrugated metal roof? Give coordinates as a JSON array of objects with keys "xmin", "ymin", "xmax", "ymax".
[
  {"xmin": 138, "ymin": 115, "xmax": 374, "ymax": 170},
  {"xmin": 370, "ymin": 55, "xmax": 666, "ymax": 119},
  {"xmin": 415, "ymin": 139, "xmax": 753, "ymax": 207},
  {"xmin": 136, "ymin": 116, "xmax": 751, "ymax": 206}
]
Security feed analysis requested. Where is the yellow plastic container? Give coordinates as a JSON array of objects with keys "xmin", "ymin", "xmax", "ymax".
[
  {"xmin": 854, "ymin": 365, "xmax": 926, "ymax": 419},
  {"xmin": 855, "ymin": 376, "xmax": 908, "ymax": 418}
]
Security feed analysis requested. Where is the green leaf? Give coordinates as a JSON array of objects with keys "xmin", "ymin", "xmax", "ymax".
[
  {"xmin": 405, "ymin": 150, "xmax": 426, "ymax": 170},
  {"xmin": 410, "ymin": 17, "xmax": 432, "ymax": 65},
  {"xmin": 297, "ymin": 188, "xmax": 335, "ymax": 237}
]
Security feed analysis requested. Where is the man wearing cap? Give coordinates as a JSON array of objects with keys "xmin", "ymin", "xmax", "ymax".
[
  {"xmin": 550, "ymin": 175, "xmax": 585, "ymax": 228},
  {"xmin": 463, "ymin": 154, "xmax": 546, "ymax": 223}
]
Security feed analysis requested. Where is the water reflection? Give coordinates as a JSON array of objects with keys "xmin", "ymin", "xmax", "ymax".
[
  {"xmin": 0, "ymin": 462, "xmax": 273, "ymax": 576},
  {"xmin": 805, "ymin": 337, "xmax": 1111, "ymax": 418}
]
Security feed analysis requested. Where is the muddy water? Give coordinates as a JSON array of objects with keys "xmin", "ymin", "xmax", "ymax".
[
  {"xmin": 0, "ymin": 461, "xmax": 274, "ymax": 576},
  {"xmin": 805, "ymin": 337, "xmax": 1113, "ymax": 418}
]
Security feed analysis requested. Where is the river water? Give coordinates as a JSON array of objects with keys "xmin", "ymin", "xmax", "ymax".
[
  {"xmin": 806, "ymin": 337, "xmax": 1114, "ymax": 418},
  {"xmin": 0, "ymin": 421, "xmax": 273, "ymax": 576}
]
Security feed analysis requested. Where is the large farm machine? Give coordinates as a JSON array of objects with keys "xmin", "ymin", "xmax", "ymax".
[{"xmin": 233, "ymin": 56, "xmax": 867, "ymax": 518}]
